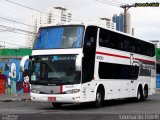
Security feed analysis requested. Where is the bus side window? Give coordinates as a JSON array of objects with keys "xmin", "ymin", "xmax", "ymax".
[
  {"xmin": 103, "ymin": 38, "xmax": 110, "ymax": 48},
  {"xmin": 99, "ymin": 28, "xmax": 111, "ymax": 48},
  {"xmin": 130, "ymin": 65, "xmax": 139, "ymax": 79},
  {"xmin": 123, "ymin": 39, "xmax": 130, "ymax": 51},
  {"xmin": 84, "ymin": 27, "xmax": 97, "ymax": 48}
]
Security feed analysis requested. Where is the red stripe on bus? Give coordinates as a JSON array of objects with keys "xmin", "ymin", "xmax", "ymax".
[
  {"xmin": 60, "ymin": 85, "xmax": 63, "ymax": 93},
  {"xmin": 135, "ymin": 58, "xmax": 155, "ymax": 64},
  {"xmin": 96, "ymin": 51, "xmax": 130, "ymax": 59},
  {"xmin": 96, "ymin": 51, "xmax": 155, "ymax": 64}
]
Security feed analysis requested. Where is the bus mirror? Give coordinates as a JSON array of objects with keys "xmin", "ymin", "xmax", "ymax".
[
  {"xmin": 20, "ymin": 55, "xmax": 29, "ymax": 72},
  {"xmin": 76, "ymin": 54, "xmax": 83, "ymax": 71}
]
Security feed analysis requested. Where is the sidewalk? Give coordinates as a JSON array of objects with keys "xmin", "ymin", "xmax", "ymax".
[
  {"xmin": 0, "ymin": 93, "xmax": 31, "ymax": 102},
  {"xmin": 156, "ymin": 89, "xmax": 160, "ymax": 94}
]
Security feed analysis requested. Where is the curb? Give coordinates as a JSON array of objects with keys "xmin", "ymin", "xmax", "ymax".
[
  {"xmin": 0, "ymin": 94, "xmax": 31, "ymax": 102},
  {"xmin": 0, "ymin": 98, "xmax": 31, "ymax": 102}
]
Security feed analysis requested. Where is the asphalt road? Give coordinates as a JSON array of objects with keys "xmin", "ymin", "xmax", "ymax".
[{"xmin": 0, "ymin": 94, "xmax": 160, "ymax": 120}]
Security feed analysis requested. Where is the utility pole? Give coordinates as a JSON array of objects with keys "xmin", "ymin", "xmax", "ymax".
[{"xmin": 120, "ymin": 4, "xmax": 135, "ymax": 33}]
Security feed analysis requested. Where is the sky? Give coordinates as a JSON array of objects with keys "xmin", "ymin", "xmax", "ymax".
[{"xmin": 0, "ymin": 0, "xmax": 160, "ymax": 48}]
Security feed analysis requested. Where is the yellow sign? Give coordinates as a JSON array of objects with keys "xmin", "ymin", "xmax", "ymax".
[{"xmin": 135, "ymin": 2, "xmax": 159, "ymax": 7}]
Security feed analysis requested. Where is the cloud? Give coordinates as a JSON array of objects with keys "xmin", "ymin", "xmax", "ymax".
[{"xmin": 130, "ymin": 6, "xmax": 160, "ymax": 40}]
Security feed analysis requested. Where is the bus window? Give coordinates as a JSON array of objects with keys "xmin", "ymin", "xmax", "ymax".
[
  {"xmin": 99, "ymin": 28, "xmax": 111, "ymax": 48},
  {"xmin": 98, "ymin": 62, "xmax": 139, "ymax": 80},
  {"xmin": 33, "ymin": 26, "xmax": 84, "ymax": 49},
  {"xmin": 98, "ymin": 27, "xmax": 155, "ymax": 57},
  {"xmin": 84, "ymin": 26, "xmax": 97, "ymax": 48}
]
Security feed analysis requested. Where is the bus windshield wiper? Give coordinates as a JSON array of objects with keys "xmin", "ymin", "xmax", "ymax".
[{"xmin": 48, "ymin": 77, "xmax": 60, "ymax": 80}]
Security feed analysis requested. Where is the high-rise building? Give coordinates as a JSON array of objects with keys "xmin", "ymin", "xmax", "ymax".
[
  {"xmin": 94, "ymin": 18, "xmax": 116, "ymax": 30},
  {"xmin": 45, "ymin": 7, "xmax": 72, "ymax": 25},
  {"xmin": 112, "ymin": 12, "xmax": 131, "ymax": 34},
  {"xmin": 112, "ymin": 14, "xmax": 119, "ymax": 31},
  {"xmin": 126, "ymin": 12, "xmax": 131, "ymax": 34},
  {"xmin": 26, "ymin": 7, "xmax": 72, "ymax": 48},
  {"xmin": 99, "ymin": 18, "xmax": 116, "ymax": 30},
  {"xmin": 27, "ymin": 14, "xmax": 37, "ymax": 48},
  {"xmin": 119, "ymin": 13, "xmax": 124, "ymax": 32}
]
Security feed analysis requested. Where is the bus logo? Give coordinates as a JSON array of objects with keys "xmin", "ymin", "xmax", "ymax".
[{"xmin": 50, "ymin": 89, "xmax": 54, "ymax": 94}]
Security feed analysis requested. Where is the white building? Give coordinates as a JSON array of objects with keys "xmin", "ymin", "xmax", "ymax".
[
  {"xmin": 86, "ymin": 18, "xmax": 116, "ymax": 30},
  {"xmin": 96, "ymin": 18, "xmax": 116, "ymax": 30},
  {"xmin": 26, "ymin": 14, "xmax": 37, "ymax": 48},
  {"xmin": 26, "ymin": 7, "xmax": 72, "ymax": 48},
  {"xmin": 46, "ymin": 7, "xmax": 72, "ymax": 25},
  {"xmin": 126, "ymin": 12, "xmax": 131, "ymax": 34}
]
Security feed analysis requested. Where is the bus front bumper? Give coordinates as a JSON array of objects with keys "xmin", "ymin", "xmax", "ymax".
[{"xmin": 30, "ymin": 92, "xmax": 81, "ymax": 103}]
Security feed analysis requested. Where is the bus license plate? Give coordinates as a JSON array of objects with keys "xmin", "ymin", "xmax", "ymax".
[{"xmin": 48, "ymin": 97, "xmax": 56, "ymax": 101}]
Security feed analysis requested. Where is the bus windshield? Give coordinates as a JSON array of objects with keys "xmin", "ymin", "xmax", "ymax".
[
  {"xmin": 30, "ymin": 55, "xmax": 81, "ymax": 85},
  {"xmin": 33, "ymin": 26, "xmax": 84, "ymax": 49}
]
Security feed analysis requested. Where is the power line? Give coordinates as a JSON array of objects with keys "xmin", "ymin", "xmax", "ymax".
[
  {"xmin": 5, "ymin": 0, "xmax": 83, "ymax": 23},
  {"xmin": 95, "ymin": 0, "xmax": 121, "ymax": 7},
  {"xmin": 111, "ymin": 0, "xmax": 126, "ymax": 5},
  {"xmin": 0, "ymin": 28, "xmax": 36, "ymax": 37},
  {"xmin": 0, "ymin": 16, "xmax": 37, "ymax": 28},
  {"xmin": 0, "ymin": 37, "xmax": 25, "ymax": 44},
  {"xmin": 0, "ymin": 40, "xmax": 27, "ymax": 48},
  {"xmin": 5, "ymin": 0, "xmax": 44, "ymax": 13},
  {"xmin": 0, "ymin": 1, "xmax": 29, "ymax": 18},
  {"xmin": 102, "ymin": 0, "xmax": 122, "ymax": 6},
  {"xmin": 0, "ymin": 24, "xmax": 36, "ymax": 34},
  {"xmin": 0, "ymin": 29, "xmax": 28, "ymax": 39}
]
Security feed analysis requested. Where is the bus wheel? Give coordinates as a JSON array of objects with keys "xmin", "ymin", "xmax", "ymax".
[
  {"xmin": 94, "ymin": 88, "xmax": 104, "ymax": 108},
  {"xmin": 52, "ymin": 103, "xmax": 62, "ymax": 108},
  {"xmin": 136, "ymin": 87, "xmax": 143, "ymax": 101},
  {"xmin": 143, "ymin": 87, "xmax": 148, "ymax": 100}
]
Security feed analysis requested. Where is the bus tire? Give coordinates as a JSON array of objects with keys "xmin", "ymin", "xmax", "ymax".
[
  {"xmin": 52, "ymin": 103, "xmax": 62, "ymax": 108},
  {"xmin": 143, "ymin": 86, "xmax": 148, "ymax": 100},
  {"xmin": 94, "ymin": 88, "xmax": 104, "ymax": 108},
  {"xmin": 136, "ymin": 87, "xmax": 143, "ymax": 101}
]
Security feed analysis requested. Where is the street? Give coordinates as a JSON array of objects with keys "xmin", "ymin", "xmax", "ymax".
[{"xmin": 0, "ymin": 93, "xmax": 160, "ymax": 120}]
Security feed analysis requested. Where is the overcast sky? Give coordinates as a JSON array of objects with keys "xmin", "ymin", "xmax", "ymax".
[{"xmin": 0, "ymin": 0, "xmax": 160, "ymax": 48}]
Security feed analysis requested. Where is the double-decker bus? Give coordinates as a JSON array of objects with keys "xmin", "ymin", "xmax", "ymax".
[{"xmin": 21, "ymin": 24, "xmax": 156, "ymax": 108}]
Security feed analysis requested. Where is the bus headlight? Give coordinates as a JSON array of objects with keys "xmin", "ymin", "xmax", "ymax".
[
  {"xmin": 31, "ymin": 89, "xmax": 40, "ymax": 94},
  {"xmin": 65, "ymin": 89, "xmax": 80, "ymax": 94}
]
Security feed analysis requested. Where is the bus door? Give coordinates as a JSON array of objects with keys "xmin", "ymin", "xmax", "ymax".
[
  {"xmin": 81, "ymin": 82, "xmax": 91, "ymax": 101},
  {"xmin": 130, "ymin": 54, "xmax": 139, "ymax": 94},
  {"xmin": 81, "ymin": 26, "xmax": 98, "ymax": 101}
]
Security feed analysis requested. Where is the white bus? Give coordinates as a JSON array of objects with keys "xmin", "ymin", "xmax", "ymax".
[{"xmin": 21, "ymin": 24, "xmax": 156, "ymax": 108}]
